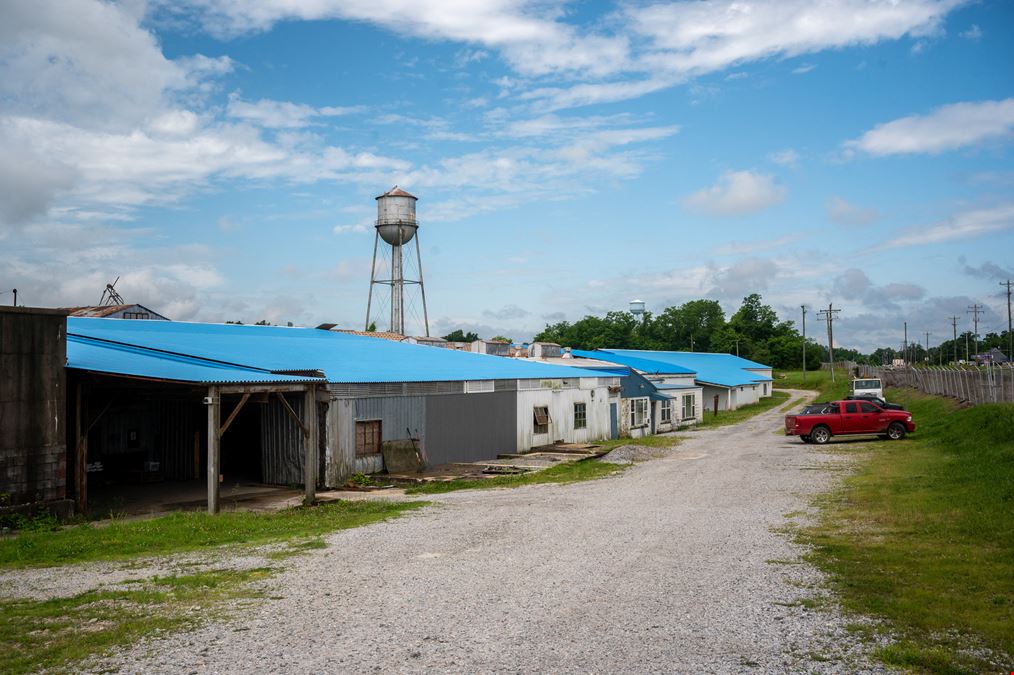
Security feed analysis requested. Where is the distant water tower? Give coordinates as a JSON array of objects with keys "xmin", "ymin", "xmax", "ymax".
[
  {"xmin": 365, "ymin": 186, "xmax": 429, "ymax": 336},
  {"xmin": 629, "ymin": 299, "xmax": 646, "ymax": 318}
]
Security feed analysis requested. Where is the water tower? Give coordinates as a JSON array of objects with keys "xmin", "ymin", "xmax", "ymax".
[
  {"xmin": 629, "ymin": 299, "xmax": 646, "ymax": 318},
  {"xmin": 365, "ymin": 186, "xmax": 429, "ymax": 336}
]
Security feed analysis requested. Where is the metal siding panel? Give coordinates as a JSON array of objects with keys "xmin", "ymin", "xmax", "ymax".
[
  {"xmin": 354, "ymin": 396, "xmax": 426, "ymax": 442},
  {"xmin": 424, "ymin": 391, "xmax": 516, "ymax": 465},
  {"xmin": 260, "ymin": 394, "xmax": 304, "ymax": 485}
]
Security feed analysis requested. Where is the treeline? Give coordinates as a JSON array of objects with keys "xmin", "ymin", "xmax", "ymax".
[{"xmin": 533, "ymin": 294, "xmax": 825, "ymax": 369}]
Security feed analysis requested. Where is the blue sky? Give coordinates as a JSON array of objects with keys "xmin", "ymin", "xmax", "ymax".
[{"xmin": 2, "ymin": 0, "xmax": 1013, "ymax": 351}]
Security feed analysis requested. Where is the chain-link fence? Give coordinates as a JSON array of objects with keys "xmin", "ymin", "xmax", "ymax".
[{"xmin": 860, "ymin": 363, "xmax": 1014, "ymax": 405}]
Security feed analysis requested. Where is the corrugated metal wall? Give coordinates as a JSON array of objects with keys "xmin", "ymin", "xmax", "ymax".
[
  {"xmin": 425, "ymin": 391, "xmax": 516, "ymax": 465},
  {"xmin": 354, "ymin": 396, "xmax": 426, "ymax": 441},
  {"xmin": 260, "ymin": 394, "xmax": 305, "ymax": 486}
]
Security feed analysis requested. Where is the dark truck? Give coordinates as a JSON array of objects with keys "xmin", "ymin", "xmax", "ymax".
[{"xmin": 785, "ymin": 400, "xmax": 915, "ymax": 444}]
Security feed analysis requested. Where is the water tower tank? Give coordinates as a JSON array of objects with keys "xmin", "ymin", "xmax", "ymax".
[
  {"xmin": 376, "ymin": 186, "xmax": 417, "ymax": 245},
  {"xmin": 629, "ymin": 299, "xmax": 646, "ymax": 316}
]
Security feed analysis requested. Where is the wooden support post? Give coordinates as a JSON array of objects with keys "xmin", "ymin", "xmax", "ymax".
[
  {"xmin": 207, "ymin": 386, "xmax": 220, "ymax": 515},
  {"xmin": 75, "ymin": 382, "xmax": 87, "ymax": 515},
  {"xmin": 303, "ymin": 386, "xmax": 318, "ymax": 506}
]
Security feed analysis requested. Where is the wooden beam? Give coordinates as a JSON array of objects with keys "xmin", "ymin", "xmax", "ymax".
[
  {"xmin": 218, "ymin": 383, "xmax": 316, "ymax": 395},
  {"xmin": 75, "ymin": 382, "xmax": 86, "ymax": 515},
  {"xmin": 219, "ymin": 393, "xmax": 250, "ymax": 436},
  {"xmin": 207, "ymin": 386, "xmax": 220, "ymax": 515},
  {"xmin": 275, "ymin": 392, "xmax": 310, "ymax": 437},
  {"xmin": 303, "ymin": 386, "xmax": 318, "ymax": 506}
]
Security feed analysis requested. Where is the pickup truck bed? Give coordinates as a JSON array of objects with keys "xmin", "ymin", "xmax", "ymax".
[{"xmin": 785, "ymin": 400, "xmax": 915, "ymax": 444}]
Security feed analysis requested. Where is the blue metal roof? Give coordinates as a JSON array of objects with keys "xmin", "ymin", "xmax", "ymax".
[
  {"xmin": 570, "ymin": 349, "xmax": 696, "ymax": 375},
  {"xmin": 67, "ymin": 318, "xmax": 610, "ymax": 384},
  {"xmin": 584, "ymin": 349, "xmax": 772, "ymax": 388},
  {"xmin": 68, "ymin": 335, "xmax": 322, "ymax": 385}
]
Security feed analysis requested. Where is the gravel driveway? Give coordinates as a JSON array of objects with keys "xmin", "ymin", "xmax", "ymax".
[{"xmin": 94, "ymin": 390, "xmax": 885, "ymax": 673}]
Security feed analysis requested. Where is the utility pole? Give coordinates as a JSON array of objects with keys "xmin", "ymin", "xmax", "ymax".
[
  {"xmin": 949, "ymin": 316, "xmax": 959, "ymax": 364},
  {"xmin": 818, "ymin": 304, "xmax": 841, "ymax": 383},
  {"xmin": 968, "ymin": 304, "xmax": 983, "ymax": 360},
  {"xmin": 924, "ymin": 331, "xmax": 931, "ymax": 364},
  {"xmin": 801, "ymin": 305, "xmax": 807, "ymax": 383},
  {"xmin": 1002, "ymin": 280, "xmax": 1013, "ymax": 360},
  {"xmin": 903, "ymin": 321, "xmax": 908, "ymax": 365}
]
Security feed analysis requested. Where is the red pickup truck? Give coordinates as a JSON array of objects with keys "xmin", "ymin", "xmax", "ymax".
[{"xmin": 785, "ymin": 400, "xmax": 915, "ymax": 444}]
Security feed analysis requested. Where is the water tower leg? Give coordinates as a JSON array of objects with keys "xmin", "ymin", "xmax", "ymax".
[
  {"xmin": 415, "ymin": 233, "xmax": 430, "ymax": 337},
  {"xmin": 365, "ymin": 230, "xmax": 379, "ymax": 330}
]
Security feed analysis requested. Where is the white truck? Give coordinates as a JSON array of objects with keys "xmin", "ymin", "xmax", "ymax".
[{"xmin": 850, "ymin": 377, "xmax": 884, "ymax": 400}]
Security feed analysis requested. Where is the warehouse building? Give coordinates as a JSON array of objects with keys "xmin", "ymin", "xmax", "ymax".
[{"xmin": 64, "ymin": 317, "xmax": 614, "ymax": 513}]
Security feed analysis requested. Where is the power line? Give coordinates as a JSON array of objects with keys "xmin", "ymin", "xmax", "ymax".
[{"xmin": 817, "ymin": 304, "xmax": 841, "ymax": 383}]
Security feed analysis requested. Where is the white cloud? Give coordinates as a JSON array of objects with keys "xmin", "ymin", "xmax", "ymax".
[
  {"xmin": 227, "ymin": 96, "xmax": 363, "ymax": 128},
  {"xmin": 792, "ymin": 63, "xmax": 816, "ymax": 74},
  {"xmin": 959, "ymin": 24, "xmax": 982, "ymax": 39},
  {"xmin": 333, "ymin": 224, "xmax": 369, "ymax": 234},
  {"xmin": 171, "ymin": 0, "xmax": 631, "ymax": 78},
  {"xmin": 827, "ymin": 196, "xmax": 878, "ymax": 225},
  {"xmin": 683, "ymin": 170, "xmax": 787, "ymax": 217},
  {"xmin": 768, "ymin": 148, "xmax": 800, "ymax": 167},
  {"xmin": 0, "ymin": 0, "xmax": 230, "ymax": 130},
  {"xmin": 164, "ymin": 0, "xmax": 965, "ymax": 112},
  {"xmin": 846, "ymin": 98, "xmax": 1014, "ymax": 156},
  {"xmin": 880, "ymin": 203, "xmax": 1014, "ymax": 250}
]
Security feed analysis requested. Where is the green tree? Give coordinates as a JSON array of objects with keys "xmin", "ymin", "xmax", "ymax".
[
  {"xmin": 489, "ymin": 335, "xmax": 512, "ymax": 343},
  {"xmin": 443, "ymin": 329, "xmax": 479, "ymax": 342}
]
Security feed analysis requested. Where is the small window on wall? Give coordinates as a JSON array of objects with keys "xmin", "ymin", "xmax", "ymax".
[
  {"xmin": 630, "ymin": 398, "xmax": 649, "ymax": 428},
  {"xmin": 574, "ymin": 402, "xmax": 587, "ymax": 429},
  {"xmin": 682, "ymin": 395, "xmax": 696, "ymax": 420},
  {"xmin": 534, "ymin": 406, "xmax": 550, "ymax": 434},
  {"xmin": 660, "ymin": 399, "xmax": 672, "ymax": 423},
  {"xmin": 355, "ymin": 420, "xmax": 382, "ymax": 456}
]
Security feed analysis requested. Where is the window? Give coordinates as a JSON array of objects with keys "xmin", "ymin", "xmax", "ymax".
[
  {"xmin": 533, "ymin": 406, "xmax": 550, "ymax": 434},
  {"xmin": 844, "ymin": 402, "xmax": 859, "ymax": 414},
  {"xmin": 660, "ymin": 399, "xmax": 672, "ymax": 424},
  {"xmin": 574, "ymin": 402, "xmax": 587, "ymax": 429},
  {"xmin": 630, "ymin": 398, "xmax": 649, "ymax": 428},
  {"xmin": 682, "ymin": 395, "xmax": 696, "ymax": 420},
  {"xmin": 859, "ymin": 402, "xmax": 880, "ymax": 413},
  {"xmin": 123, "ymin": 311, "xmax": 150, "ymax": 320},
  {"xmin": 355, "ymin": 420, "xmax": 382, "ymax": 456}
]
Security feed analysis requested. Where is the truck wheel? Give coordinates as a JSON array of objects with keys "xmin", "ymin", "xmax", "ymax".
[
  {"xmin": 887, "ymin": 422, "xmax": 906, "ymax": 440},
  {"xmin": 810, "ymin": 426, "xmax": 831, "ymax": 445}
]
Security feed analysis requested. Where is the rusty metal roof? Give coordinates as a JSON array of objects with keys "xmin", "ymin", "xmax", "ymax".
[
  {"xmin": 376, "ymin": 185, "xmax": 417, "ymax": 200},
  {"xmin": 333, "ymin": 329, "xmax": 406, "ymax": 341}
]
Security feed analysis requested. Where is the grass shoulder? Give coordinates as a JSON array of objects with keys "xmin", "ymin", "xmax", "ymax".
[
  {"xmin": 773, "ymin": 370, "xmax": 851, "ymax": 401},
  {"xmin": 0, "ymin": 499, "xmax": 427, "ymax": 569},
  {"xmin": 801, "ymin": 388, "xmax": 1014, "ymax": 673},
  {"xmin": 695, "ymin": 390, "xmax": 790, "ymax": 429},
  {"xmin": 0, "ymin": 567, "xmax": 272, "ymax": 674},
  {"xmin": 404, "ymin": 457, "xmax": 627, "ymax": 495}
]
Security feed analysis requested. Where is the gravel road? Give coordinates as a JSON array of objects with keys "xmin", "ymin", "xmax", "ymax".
[{"xmin": 89, "ymin": 390, "xmax": 885, "ymax": 673}]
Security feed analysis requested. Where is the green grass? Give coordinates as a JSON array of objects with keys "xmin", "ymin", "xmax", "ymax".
[
  {"xmin": 0, "ymin": 567, "xmax": 273, "ymax": 675},
  {"xmin": 695, "ymin": 390, "xmax": 791, "ymax": 429},
  {"xmin": 404, "ymin": 457, "xmax": 627, "ymax": 495},
  {"xmin": 773, "ymin": 369, "xmax": 851, "ymax": 400},
  {"xmin": 593, "ymin": 434, "xmax": 682, "ymax": 452},
  {"xmin": 802, "ymin": 388, "xmax": 1014, "ymax": 673},
  {"xmin": 0, "ymin": 500, "xmax": 427, "ymax": 569}
]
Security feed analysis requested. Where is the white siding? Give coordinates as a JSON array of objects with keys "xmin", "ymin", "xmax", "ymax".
[{"xmin": 516, "ymin": 385, "xmax": 611, "ymax": 451}]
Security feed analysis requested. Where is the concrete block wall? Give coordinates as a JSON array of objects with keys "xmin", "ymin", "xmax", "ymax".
[{"xmin": 0, "ymin": 307, "xmax": 68, "ymax": 506}]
